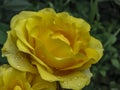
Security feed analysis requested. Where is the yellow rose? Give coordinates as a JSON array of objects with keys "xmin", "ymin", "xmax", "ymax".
[
  {"xmin": 2, "ymin": 8, "xmax": 103, "ymax": 89},
  {"xmin": 0, "ymin": 64, "xmax": 56, "ymax": 90}
]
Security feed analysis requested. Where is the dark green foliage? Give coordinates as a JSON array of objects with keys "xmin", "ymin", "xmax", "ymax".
[{"xmin": 0, "ymin": 0, "xmax": 120, "ymax": 90}]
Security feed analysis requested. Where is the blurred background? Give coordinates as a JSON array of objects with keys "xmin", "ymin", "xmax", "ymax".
[{"xmin": 0, "ymin": 0, "xmax": 120, "ymax": 90}]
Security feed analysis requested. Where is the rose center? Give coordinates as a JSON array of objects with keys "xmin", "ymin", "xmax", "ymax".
[
  {"xmin": 13, "ymin": 85, "xmax": 22, "ymax": 90},
  {"xmin": 52, "ymin": 33, "xmax": 70, "ymax": 45}
]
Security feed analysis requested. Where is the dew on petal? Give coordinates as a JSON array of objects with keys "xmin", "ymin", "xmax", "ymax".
[
  {"xmin": 13, "ymin": 85, "xmax": 22, "ymax": 90},
  {"xmin": 53, "ymin": 21, "xmax": 56, "ymax": 24},
  {"xmin": 16, "ymin": 65, "xmax": 20, "ymax": 68}
]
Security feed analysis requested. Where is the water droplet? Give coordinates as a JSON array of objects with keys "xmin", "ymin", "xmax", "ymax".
[
  {"xmin": 17, "ymin": 65, "xmax": 20, "ymax": 68},
  {"xmin": 53, "ymin": 21, "xmax": 56, "ymax": 24},
  {"xmin": 14, "ymin": 85, "xmax": 22, "ymax": 90},
  {"xmin": 15, "ymin": 53, "xmax": 24, "ymax": 60},
  {"xmin": 78, "ymin": 83, "xmax": 81, "ymax": 86},
  {"xmin": 63, "ymin": 81, "xmax": 68, "ymax": 87},
  {"xmin": 74, "ymin": 77, "xmax": 78, "ymax": 80},
  {"xmin": 41, "ymin": 55, "xmax": 45, "ymax": 58}
]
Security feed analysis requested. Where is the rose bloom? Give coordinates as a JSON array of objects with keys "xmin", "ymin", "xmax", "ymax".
[
  {"xmin": 0, "ymin": 64, "xmax": 56, "ymax": 90},
  {"xmin": 2, "ymin": 8, "xmax": 103, "ymax": 89}
]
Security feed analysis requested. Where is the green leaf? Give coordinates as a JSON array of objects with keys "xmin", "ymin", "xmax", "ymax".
[
  {"xmin": 100, "ymin": 69, "xmax": 106, "ymax": 77},
  {"xmin": 89, "ymin": 0, "xmax": 99, "ymax": 23},
  {"xmin": 0, "ymin": 23, "xmax": 9, "ymax": 45},
  {"xmin": 0, "ymin": 30, "xmax": 7, "ymax": 45},
  {"xmin": 114, "ymin": 0, "xmax": 120, "ymax": 6},
  {"xmin": 0, "ymin": 22, "xmax": 9, "ymax": 31},
  {"xmin": 111, "ymin": 59, "xmax": 120, "ymax": 69},
  {"xmin": 0, "ymin": 9, "xmax": 2, "ymax": 20},
  {"xmin": 104, "ymin": 33, "xmax": 117, "ymax": 47},
  {"xmin": 3, "ymin": 0, "xmax": 32, "ymax": 11},
  {"xmin": 0, "ymin": 47, "xmax": 8, "ymax": 65},
  {"xmin": 0, "ymin": 56, "xmax": 8, "ymax": 65}
]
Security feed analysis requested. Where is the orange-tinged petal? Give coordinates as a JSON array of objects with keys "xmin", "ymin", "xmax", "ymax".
[
  {"xmin": 61, "ymin": 54, "xmax": 89, "ymax": 70},
  {"xmin": 32, "ymin": 36, "xmax": 76, "ymax": 69}
]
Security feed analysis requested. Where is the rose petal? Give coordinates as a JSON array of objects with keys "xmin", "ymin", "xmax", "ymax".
[
  {"xmin": 32, "ymin": 75, "xmax": 57, "ymax": 90},
  {"xmin": 2, "ymin": 32, "xmax": 18, "ymax": 55},
  {"xmin": 85, "ymin": 48, "xmax": 99, "ymax": 62},
  {"xmin": 61, "ymin": 54, "xmax": 89, "ymax": 70},
  {"xmin": 52, "ymin": 12, "xmax": 76, "ymax": 45},
  {"xmin": 46, "ymin": 37, "xmax": 73, "ymax": 58},
  {"xmin": 6, "ymin": 53, "xmax": 37, "ymax": 73},
  {"xmin": 0, "ymin": 64, "xmax": 32, "ymax": 90},
  {"xmin": 77, "ymin": 37, "xmax": 104, "ymax": 70},
  {"xmin": 60, "ymin": 69, "xmax": 92, "ymax": 90},
  {"xmin": 62, "ymin": 37, "xmax": 103, "ymax": 70},
  {"xmin": 26, "ymin": 15, "xmax": 74, "ymax": 58},
  {"xmin": 11, "ymin": 11, "xmax": 37, "ymax": 29},
  {"xmin": 2, "ymin": 32, "xmax": 37, "ymax": 73},
  {"xmin": 88, "ymin": 37, "xmax": 103, "ymax": 60},
  {"xmin": 32, "ymin": 36, "xmax": 75, "ymax": 69},
  {"xmin": 71, "ymin": 16, "xmax": 91, "ymax": 32},
  {"xmin": 17, "ymin": 39, "xmax": 53, "ymax": 73},
  {"xmin": 33, "ymin": 61, "xmax": 60, "ymax": 81},
  {"xmin": 10, "ymin": 11, "xmax": 37, "ymax": 50},
  {"xmin": 0, "ymin": 64, "xmax": 9, "ymax": 86},
  {"xmin": 3, "ymin": 66, "xmax": 25, "ymax": 86},
  {"xmin": 15, "ymin": 19, "xmax": 33, "ymax": 50}
]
